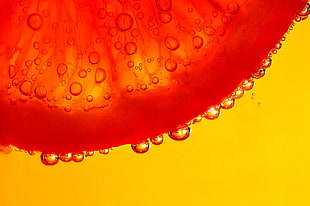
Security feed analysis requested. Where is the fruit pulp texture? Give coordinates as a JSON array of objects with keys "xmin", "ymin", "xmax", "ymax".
[{"xmin": 0, "ymin": 0, "xmax": 307, "ymax": 153}]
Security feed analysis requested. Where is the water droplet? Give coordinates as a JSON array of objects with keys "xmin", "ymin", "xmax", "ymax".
[
  {"xmin": 192, "ymin": 36, "xmax": 204, "ymax": 49},
  {"xmin": 115, "ymin": 13, "xmax": 133, "ymax": 31},
  {"xmin": 88, "ymin": 51, "xmax": 101, "ymax": 64},
  {"xmin": 220, "ymin": 97, "xmax": 235, "ymax": 109},
  {"xmin": 164, "ymin": 35, "xmax": 179, "ymax": 50},
  {"xmin": 241, "ymin": 79, "xmax": 254, "ymax": 91},
  {"xmin": 35, "ymin": 85, "xmax": 47, "ymax": 99},
  {"xmin": 41, "ymin": 153, "xmax": 59, "ymax": 166},
  {"xmin": 72, "ymin": 152, "xmax": 85, "ymax": 162},
  {"xmin": 57, "ymin": 63, "xmax": 68, "ymax": 75},
  {"xmin": 131, "ymin": 140, "xmax": 150, "ymax": 154},
  {"xmin": 204, "ymin": 106, "xmax": 221, "ymax": 120},
  {"xmin": 86, "ymin": 95, "xmax": 93, "ymax": 102},
  {"xmin": 78, "ymin": 69, "xmax": 87, "ymax": 78},
  {"xmin": 156, "ymin": 0, "xmax": 172, "ymax": 11},
  {"xmin": 99, "ymin": 149, "xmax": 110, "ymax": 155},
  {"xmin": 150, "ymin": 135, "xmax": 164, "ymax": 145},
  {"xmin": 19, "ymin": 81, "xmax": 32, "ymax": 96},
  {"xmin": 226, "ymin": 2, "xmax": 240, "ymax": 15},
  {"xmin": 159, "ymin": 12, "xmax": 172, "ymax": 23},
  {"xmin": 59, "ymin": 153, "xmax": 72, "ymax": 162},
  {"xmin": 70, "ymin": 82, "xmax": 83, "ymax": 96},
  {"xmin": 125, "ymin": 42, "xmax": 137, "ymax": 55},
  {"xmin": 27, "ymin": 13, "xmax": 43, "ymax": 30},
  {"xmin": 95, "ymin": 68, "xmax": 107, "ymax": 83},
  {"xmin": 65, "ymin": 94, "xmax": 72, "ymax": 100},
  {"xmin": 33, "ymin": 41, "xmax": 40, "ymax": 50},
  {"xmin": 165, "ymin": 58, "xmax": 177, "ymax": 72},
  {"xmin": 168, "ymin": 126, "xmax": 190, "ymax": 141}
]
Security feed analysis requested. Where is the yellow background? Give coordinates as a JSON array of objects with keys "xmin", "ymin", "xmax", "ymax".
[{"xmin": 0, "ymin": 18, "xmax": 310, "ymax": 206}]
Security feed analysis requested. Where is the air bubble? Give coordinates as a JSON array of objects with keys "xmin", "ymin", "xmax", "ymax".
[
  {"xmin": 168, "ymin": 126, "xmax": 190, "ymax": 141},
  {"xmin": 262, "ymin": 58, "xmax": 272, "ymax": 68},
  {"xmin": 150, "ymin": 135, "xmax": 164, "ymax": 145},
  {"xmin": 164, "ymin": 35, "xmax": 179, "ymax": 51},
  {"xmin": 33, "ymin": 41, "xmax": 40, "ymax": 49},
  {"xmin": 99, "ymin": 149, "xmax": 110, "ymax": 155},
  {"xmin": 72, "ymin": 152, "xmax": 85, "ymax": 162},
  {"xmin": 95, "ymin": 68, "xmax": 107, "ymax": 83},
  {"xmin": 126, "ymin": 85, "xmax": 134, "ymax": 93},
  {"xmin": 232, "ymin": 87, "xmax": 244, "ymax": 99},
  {"xmin": 114, "ymin": 41, "xmax": 123, "ymax": 50},
  {"xmin": 127, "ymin": 61, "xmax": 134, "ymax": 68},
  {"xmin": 131, "ymin": 140, "xmax": 150, "ymax": 154},
  {"xmin": 70, "ymin": 82, "xmax": 83, "ymax": 96},
  {"xmin": 97, "ymin": 8, "xmax": 106, "ymax": 19},
  {"xmin": 125, "ymin": 42, "xmax": 137, "ymax": 55},
  {"xmin": 115, "ymin": 13, "xmax": 133, "ymax": 31},
  {"xmin": 35, "ymin": 85, "xmax": 47, "ymax": 99},
  {"xmin": 205, "ymin": 26, "xmax": 216, "ymax": 36},
  {"xmin": 59, "ymin": 153, "xmax": 72, "ymax": 162},
  {"xmin": 222, "ymin": 14, "xmax": 232, "ymax": 24},
  {"xmin": 67, "ymin": 38, "xmax": 75, "ymax": 46},
  {"xmin": 88, "ymin": 51, "xmax": 101, "ymax": 64},
  {"xmin": 220, "ymin": 97, "xmax": 235, "ymax": 109},
  {"xmin": 241, "ymin": 79, "xmax": 254, "ymax": 91},
  {"xmin": 152, "ymin": 76, "xmax": 159, "ymax": 84},
  {"xmin": 57, "ymin": 63, "xmax": 68, "ymax": 75},
  {"xmin": 159, "ymin": 12, "xmax": 172, "ymax": 24},
  {"xmin": 27, "ymin": 13, "xmax": 43, "ymax": 30},
  {"xmin": 64, "ymin": 106, "xmax": 71, "ymax": 112},
  {"xmin": 226, "ymin": 2, "xmax": 240, "ymax": 15},
  {"xmin": 192, "ymin": 36, "xmax": 204, "ymax": 49},
  {"xmin": 78, "ymin": 69, "xmax": 87, "ymax": 78},
  {"xmin": 156, "ymin": 0, "xmax": 172, "ymax": 11},
  {"xmin": 8, "ymin": 65, "xmax": 17, "ymax": 78},
  {"xmin": 19, "ymin": 81, "xmax": 32, "ymax": 96},
  {"xmin": 86, "ymin": 95, "xmax": 93, "ymax": 102},
  {"xmin": 0, "ymin": 145, "xmax": 12, "ymax": 154},
  {"xmin": 204, "ymin": 106, "xmax": 221, "ymax": 120},
  {"xmin": 41, "ymin": 153, "xmax": 59, "ymax": 166},
  {"xmin": 165, "ymin": 58, "xmax": 177, "ymax": 72}
]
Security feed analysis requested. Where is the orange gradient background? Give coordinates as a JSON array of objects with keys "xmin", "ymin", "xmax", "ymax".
[{"xmin": 0, "ymin": 16, "xmax": 309, "ymax": 206}]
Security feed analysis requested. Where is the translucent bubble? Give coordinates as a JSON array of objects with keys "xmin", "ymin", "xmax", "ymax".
[
  {"xmin": 131, "ymin": 140, "xmax": 150, "ymax": 154},
  {"xmin": 204, "ymin": 106, "xmax": 221, "ymax": 120},
  {"xmin": 84, "ymin": 151, "xmax": 94, "ymax": 157},
  {"xmin": 57, "ymin": 63, "xmax": 68, "ymax": 75},
  {"xmin": 164, "ymin": 35, "xmax": 179, "ymax": 50},
  {"xmin": 33, "ymin": 41, "xmax": 40, "ymax": 50},
  {"xmin": 241, "ymin": 79, "xmax": 254, "ymax": 91},
  {"xmin": 222, "ymin": 14, "xmax": 232, "ymax": 24},
  {"xmin": 168, "ymin": 126, "xmax": 190, "ymax": 141},
  {"xmin": 253, "ymin": 68, "xmax": 266, "ymax": 79},
  {"xmin": 95, "ymin": 68, "xmax": 107, "ymax": 83},
  {"xmin": 27, "ymin": 13, "xmax": 43, "ymax": 30},
  {"xmin": 159, "ymin": 12, "xmax": 172, "ymax": 24},
  {"xmin": 59, "ymin": 153, "xmax": 72, "ymax": 162},
  {"xmin": 192, "ymin": 36, "xmax": 204, "ymax": 49},
  {"xmin": 19, "ymin": 81, "xmax": 32, "ymax": 96},
  {"xmin": 150, "ymin": 135, "xmax": 164, "ymax": 145},
  {"xmin": 152, "ymin": 76, "xmax": 160, "ymax": 84},
  {"xmin": 65, "ymin": 94, "xmax": 72, "ymax": 100},
  {"xmin": 78, "ymin": 69, "xmax": 87, "ymax": 78},
  {"xmin": 133, "ymin": 3, "xmax": 141, "ymax": 10},
  {"xmin": 140, "ymin": 84, "xmax": 147, "ymax": 90},
  {"xmin": 126, "ymin": 85, "xmax": 134, "ymax": 93},
  {"xmin": 99, "ymin": 149, "xmax": 110, "ymax": 155},
  {"xmin": 262, "ymin": 58, "xmax": 272, "ymax": 68},
  {"xmin": 88, "ymin": 51, "xmax": 101, "ymax": 64},
  {"xmin": 0, "ymin": 145, "xmax": 13, "ymax": 154},
  {"xmin": 205, "ymin": 26, "xmax": 216, "ymax": 36},
  {"xmin": 165, "ymin": 58, "xmax": 177, "ymax": 72},
  {"xmin": 114, "ymin": 41, "xmax": 123, "ymax": 50},
  {"xmin": 97, "ymin": 8, "xmax": 106, "ymax": 19},
  {"xmin": 136, "ymin": 12, "xmax": 144, "ymax": 20},
  {"xmin": 70, "ymin": 82, "xmax": 83, "ymax": 96},
  {"xmin": 67, "ymin": 38, "xmax": 75, "ymax": 46},
  {"xmin": 41, "ymin": 153, "xmax": 59, "ymax": 166},
  {"xmin": 35, "ymin": 85, "xmax": 47, "ymax": 99},
  {"xmin": 156, "ymin": 0, "xmax": 172, "ymax": 11},
  {"xmin": 232, "ymin": 87, "xmax": 244, "ymax": 99},
  {"xmin": 125, "ymin": 42, "xmax": 137, "ymax": 55},
  {"xmin": 115, "ymin": 13, "xmax": 133, "ymax": 31},
  {"xmin": 220, "ymin": 97, "xmax": 235, "ymax": 109},
  {"xmin": 86, "ymin": 95, "xmax": 93, "ymax": 102},
  {"xmin": 8, "ymin": 65, "xmax": 17, "ymax": 78},
  {"xmin": 72, "ymin": 152, "xmax": 85, "ymax": 162},
  {"xmin": 226, "ymin": 2, "xmax": 240, "ymax": 15},
  {"xmin": 191, "ymin": 115, "xmax": 203, "ymax": 124}
]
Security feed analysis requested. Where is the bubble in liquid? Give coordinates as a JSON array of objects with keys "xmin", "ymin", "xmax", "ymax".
[
  {"xmin": 34, "ymin": 85, "xmax": 47, "ymax": 99},
  {"xmin": 59, "ymin": 153, "xmax": 73, "ymax": 162},
  {"xmin": 159, "ymin": 12, "xmax": 172, "ymax": 24},
  {"xmin": 253, "ymin": 68, "xmax": 266, "ymax": 79},
  {"xmin": 241, "ymin": 79, "xmax": 254, "ymax": 91},
  {"xmin": 78, "ymin": 69, "xmax": 87, "ymax": 78},
  {"xmin": 226, "ymin": 2, "xmax": 240, "ymax": 15},
  {"xmin": 72, "ymin": 152, "xmax": 85, "ymax": 162},
  {"xmin": 152, "ymin": 76, "xmax": 160, "ymax": 84},
  {"xmin": 222, "ymin": 14, "xmax": 232, "ymax": 24},
  {"xmin": 99, "ymin": 149, "xmax": 110, "ymax": 155},
  {"xmin": 232, "ymin": 87, "xmax": 244, "ymax": 99},
  {"xmin": 156, "ymin": 0, "xmax": 172, "ymax": 11},
  {"xmin": 97, "ymin": 8, "xmax": 106, "ymax": 19},
  {"xmin": 192, "ymin": 36, "xmax": 204, "ymax": 49},
  {"xmin": 0, "ymin": 145, "xmax": 13, "ymax": 154},
  {"xmin": 86, "ymin": 95, "xmax": 93, "ymax": 102},
  {"xmin": 57, "ymin": 63, "xmax": 68, "ymax": 75},
  {"xmin": 262, "ymin": 58, "xmax": 272, "ymax": 68},
  {"xmin": 64, "ymin": 105, "xmax": 71, "ymax": 112},
  {"xmin": 33, "ymin": 41, "xmax": 40, "ymax": 49},
  {"xmin": 95, "ymin": 68, "xmax": 107, "ymax": 83},
  {"xmin": 127, "ymin": 61, "xmax": 134, "ymax": 68},
  {"xmin": 84, "ymin": 151, "xmax": 94, "ymax": 157},
  {"xmin": 8, "ymin": 65, "xmax": 17, "ymax": 78},
  {"xmin": 19, "ymin": 81, "xmax": 32, "ymax": 96},
  {"xmin": 114, "ymin": 41, "xmax": 123, "ymax": 50},
  {"xmin": 27, "ymin": 13, "xmax": 43, "ymax": 30},
  {"xmin": 126, "ymin": 84, "xmax": 134, "ymax": 93},
  {"xmin": 67, "ymin": 38, "xmax": 75, "ymax": 46},
  {"xmin": 41, "ymin": 153, "xmax": 59, "ymax": 166},
  {"xmin": 131, "ymin": 140, "xmax": 150, "ymax": 154},
  {"xmin": 70, "ymin": 82, "xmax": 83, "ymax": 96},
  {"xmin": 168, "ymin": 126, "xmax": 190, "ymax": 141},
  {"xmin": 88, "ymin": 51, "xmax": 101, "ymax": 64},
  {"xmin": 115, "ymin": 13, "xmax": 133, "ymax": 31},
  {"xmin": 204, "ymin": 106, "xmax": 221, "ymax": 120},
  {"xmin": 164, "ymin": 35, "xmax": 180, "ymax": 51},
  {"xmin": 165, "ymin": 58, "xmax": 177, "ymax": 72},
  {"xmin": 124, "ymin": 42, "xmax": 137, "ymax": 55},
  {"xmin": 220, "ymin": 97, "xmax": 235, "ymax": 109},
  {"xmin": 150, "ymin": 135, "xmax": 164, "ymax": 145}
]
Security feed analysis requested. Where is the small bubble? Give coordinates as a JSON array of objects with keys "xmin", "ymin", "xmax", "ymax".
[
  {"xmin": 131, "ymin": 28, "xmax": 140, "ymax": 37},
  {"xmin": 97, "ymin": 8, "xmax": 106, "ymax": 19},
  {"xmin": 262, "ymin": 58, "xmax": 272, "ymax": 68},
  {"xmin": 72, "ymin": 152, "xmax": 85, "ymax": 162},
  {"xmin": 152, "ymin": 76, "xmax": 159, "ymax": 84},
  {"xmin": 232, "ymin": 87, "xmax": 244, "ymax": 99},
  {"xmin": 168, "ymin": 126, "xmax": 190, "ymax": 141},
  {"xmin": 226, "ymin": 2, "xmax": 240, "ymax": 15},
  {"xmin": 164, "ymin": 35, "xmax": 179, "ymax": 51},
  {"xmin": 150, "ymin": 135, "xmax": 164, "ymax": 145},
  {"xmin": 133, "ymin": 3, "xmax": 141, "ymax": 10},
  {"xmin": 88, "ymin": 51, "xmax": 101, "ymax": 64},
  {"xmin": 131, "ymin": 140, "xmax": 150, "ymax": 154},
  {"xmin": 127, "ymin": 61, "xmax": 134, "ymax": 68},
  {"xmin": 33, "ymin": 41, "xmax": 40, "ymax": 50},
  {"xmin": 165, "ymin": 58, "xmax": 177, "ymax": 72},
  {"xmin": 140, "ymin": 84, "xmax": 147, "ymax": 90},
  {"xmin": 67, "ymin": 38, "xmax": 75, "ymax": 46},
  {"xmin": 99, "ymin": 149, "xmax": 110, "ymax": 155},
  {"xmin": 125, "ymin": 42, "xmax": 137, "ymax": 55},
  {"xmin": 192, "ymin": 36, "xmax": 204, "ymax": 49},
  {"xmin": 114, "ymin": 41, "xmax": 123, "ymax": 50},
  {"xmin": 59, "ymin": 153, "xmax": 72, "ymax": 162},
  {"xmin": 108, "ymin": 27, "xmax": 118, "ymax": 37},
  {"xmin": 0, "ymin": 145, "xmax": 13, "ymax": 154},
  {"xmin": 70, "ymin": 82, "xmax": 83, "ymax": 96},
  {"xmin": 220, "ymin": 97, "xmax": 235, "ymax": 109},
  {"xmin": 35, "ymin": 85, "xmax": 47, "ymax": 99},
  {"xmin": 205, "ymin": 26, "xmax": 216, "ymax": 36},
  {"xmin": 126, "ymin": 85, "xmax": 134, "ymax": 93},
  {"xmin": 41, "ymin": 153, "xmax": 59, "ymax": 166},
  {"xmin": 191, "ymin": 115, "xmax": 203, "ymax": 124},
  {"xmin": 221, "ymin": 14, "xmax": 232, "ymax": 24},
  {"xmin": 115, "ymin": 13, "xmax": 133, "ymax": 31},
  {"xmin": 159, "ymin": 12, "xmax": 172, "ymax": 24},
  {"xmin": 8, "ymin": 65, "xmax": 17, "ymax": 78},
  {"xmin": 242, "ymin": 79, "xmax": 254, "ymax": 91},
  {"xmin": 78, "ymin": 69, "xmax": 87, "ymax": 78},
  {"xmin": 204, "ymin": 106, "xmax": 221, "ymax": 120},
  {"xmin": 253, "ymin": 68, "xmax": 266, "ymax": 79},
  {"xmin": 27, "ymin": 13, "xmax": 43, "ymax": 30},
  {"xmin": 65, "ymin": 94, "xmax": 72, "ymax": 100},
  {"xmin": 86, "ymin": 95, "xmax": 93, "ymax": 102},
  {"xmin": 64, "ymin": 105, "xmax": 71, "ymax": 112},
  {"xmin": 19, "ymin": 81, "xmax": 32, "ymax": 96},
  {"xmin": 156, "ymin": 0, "xmax": 172, "ymax": 11},
  {"xmin": 57, "ymin": 63, "xmax": 68, "ymax": 75},
  {"xmin": 136, "ymin": 12, "xmax": 144, "ymax": 20},
  {"xmin": 84, "ymin": 151, "xmax": 95, "ymax": 157},
  {"xmin": 95, "ymin": 68, "xmax": 107, "ymax": 83}
]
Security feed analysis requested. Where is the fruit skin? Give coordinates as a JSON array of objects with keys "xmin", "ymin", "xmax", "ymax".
[{"xmin": 0, "ymin": 0, "xmax": 307, "ymax": 153}]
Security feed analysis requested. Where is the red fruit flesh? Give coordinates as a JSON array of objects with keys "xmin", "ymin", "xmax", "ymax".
[{"xmin": 0, "ymin": 0, "xmax": 307, "ymax": 153}]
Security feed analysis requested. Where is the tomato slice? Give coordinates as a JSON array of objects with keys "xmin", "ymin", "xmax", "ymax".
[{"xmin": 0, "ymin": 0, "xmax": 308, "ymax": 153}]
